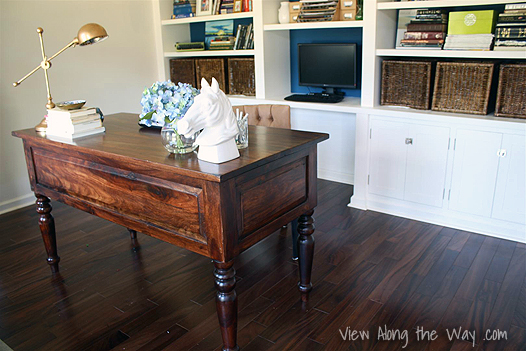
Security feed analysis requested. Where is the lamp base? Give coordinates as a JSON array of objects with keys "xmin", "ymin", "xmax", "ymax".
[{"xmin": 35, "ymin": 118, "xmax": 47, "ymax": 132}]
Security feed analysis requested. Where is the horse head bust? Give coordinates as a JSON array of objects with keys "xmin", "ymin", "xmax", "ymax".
[{"xmin": 177, "ymin": 77, "xmax": 240, "ymax": 163}]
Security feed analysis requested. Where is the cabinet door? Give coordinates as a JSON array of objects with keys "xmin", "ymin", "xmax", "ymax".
[
  {"xmin": 492, "ymin": 134, "xmax": 526, "ymax": 225},
  {"xmin": 449, "ymin": 129, "xmax": 502, "ymax": 217},
  {"xmin": 404, "ymin": 124, "xmax": 450, "ymax": 207},
  {"xmin": 369, "ymin": 119, "xmax": 407, "ymax": 200}
]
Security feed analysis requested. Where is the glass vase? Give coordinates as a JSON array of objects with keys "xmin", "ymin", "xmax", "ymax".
[{"xmin": 161, "ymin": 122, "xmax": 198, "ymax": 154}]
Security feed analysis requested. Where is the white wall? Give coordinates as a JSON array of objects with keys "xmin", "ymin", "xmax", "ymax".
[
  {"xmin": 291, "ymin": 109, "xmax": 356, "ymax": 185},
  {"xmin": 0, "ymin": 0, "xmax": 159, "ymax": 213}
]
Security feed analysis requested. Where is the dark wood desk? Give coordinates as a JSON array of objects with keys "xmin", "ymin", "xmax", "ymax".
[{"xmin": 12, "ymin": 113, "xmax": 328, "ymax": 351}]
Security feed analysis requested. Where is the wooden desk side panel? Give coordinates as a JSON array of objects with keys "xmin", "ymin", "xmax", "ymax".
[
  {"xmin": 21, "ymin": 140, "xmax": 219, "ymax": 258},
  {"xmin": 221, "ymin": 146, "xmax": 318, "ymax": 260}
]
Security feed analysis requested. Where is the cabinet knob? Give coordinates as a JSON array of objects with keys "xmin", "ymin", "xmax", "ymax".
[
  {"xmin": 497, "ymin": 149, "xmax": 507, "ymax": 158},
  {"xmin": 405, "ymin": 138, "xmax": 413, "ymax": 145}
]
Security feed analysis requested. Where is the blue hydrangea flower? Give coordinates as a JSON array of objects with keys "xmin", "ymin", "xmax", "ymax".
[{"xmin": 139, "ymin": 80, "xmax": 199, "ymax": 127}]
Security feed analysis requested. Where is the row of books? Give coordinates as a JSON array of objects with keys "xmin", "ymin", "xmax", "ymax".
[
  {"xmin": 396, "ymin": 3, "xmax": 526, "ymax": 51},
  {"xmin": 208, "ymin": 0, "xmax": 252, "ymax": 15},
  {"xmin": 399, "ymin": 9, "xmax": 447, "ymax": 49},
  {"xmin": 234, "ymin": 23, "xmax": 254, "ymax": 50},
  {"xmin": 173, "ymin": 0, "xmax": 196, "ymax": 19},
  {"xmin": 46, "ymin": 107, "xmax": 104, "ymax": 140},
  {"xmin": 494, "ymin": 3, "xmax": 526, "ymax": 51}
]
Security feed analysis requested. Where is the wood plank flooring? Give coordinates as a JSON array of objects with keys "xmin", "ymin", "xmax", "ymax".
[{"xmin": 0, "ymin": 180, "xmax": 524, "ymax": 351}]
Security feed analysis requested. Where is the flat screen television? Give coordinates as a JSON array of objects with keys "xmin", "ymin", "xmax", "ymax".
[{"xmin": 298, "ymin": 43, "xmax": 357, "ymax": 94}]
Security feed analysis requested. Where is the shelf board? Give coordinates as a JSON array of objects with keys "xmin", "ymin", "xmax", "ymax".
[
  {"xmin": 378, "ymin": 0, "xmax": 525, "ymax": 10},
  {"xmin": 161, "ymin": 12, "xmax": 253, "ymax": 26},
  {"xmin": 376, "ymin": 49, "xmax": 526, "ymax": 59},
  {"xmin": 264, "ymin": 21, "xmax": 363, "ymax": 31},
  {"xmin": 164, "ymin": 50, "xmax": 255, "ymax": 58}
]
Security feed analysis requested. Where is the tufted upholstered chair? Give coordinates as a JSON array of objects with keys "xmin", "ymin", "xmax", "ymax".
[
  {"xmin": 232, "ymin": 104, "xmax": 299, "ymax": 260},
  {"xmin": 232, "ymin": 104, "xmax": 291, "ymax": 129}
]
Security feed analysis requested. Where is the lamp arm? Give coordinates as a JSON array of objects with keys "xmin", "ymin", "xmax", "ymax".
[{"xmin": 12, "ymin": 38, "xmax": 78, "ymax": 87}]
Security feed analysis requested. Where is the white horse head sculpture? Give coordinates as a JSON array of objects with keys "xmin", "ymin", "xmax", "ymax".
[
  {"xmin": 178, "ymin": 77, "xmax": 238, "ymax": 147},
  {"xmin": 177, "ymin": 77, "xmax": 240, "ymax": 163}
]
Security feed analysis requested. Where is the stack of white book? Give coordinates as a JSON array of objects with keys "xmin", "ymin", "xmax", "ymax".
[
  {"xmin": 46, "ymin": 107, "xmax": 104, "ymax": 139},
  {"xmin": 443, "ymin": 34, "xmax": 495, "ymax": 50}
]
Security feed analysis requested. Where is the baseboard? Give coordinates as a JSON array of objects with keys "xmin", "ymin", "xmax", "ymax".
[
  {"xmin": 366, "ymin": 196, "xmax": 526, "ymax": 243},
  {"xmin": 348, "ymin": 195, "xmax": 367, "ymax": 210},
  {"xmin": 0, "ymin": 193, "xmax": 34, "ymax": 215},
  {"xmin": 318, "ymin": 168, "xmax": 354, "ymax": 185}
]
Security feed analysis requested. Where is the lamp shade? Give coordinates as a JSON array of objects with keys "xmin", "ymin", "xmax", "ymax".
[{"xmin": 77, "ymin": 23, "xmax": 108, "ymax": 46}]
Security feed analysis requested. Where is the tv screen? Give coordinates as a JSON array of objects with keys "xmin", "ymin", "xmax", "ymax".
[{"xmin": 298, "ymin": 43, "xmax": 357, "ymax": 89}]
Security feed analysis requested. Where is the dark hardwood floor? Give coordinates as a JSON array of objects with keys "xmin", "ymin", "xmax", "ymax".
[{"xmin": 0, "ymin": 180, "xmax": 524, "ymax": 351}]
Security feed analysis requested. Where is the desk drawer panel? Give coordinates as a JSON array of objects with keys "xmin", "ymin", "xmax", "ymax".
[
  {"xmin": 239, "ymin": 158, "xmax": 307, "ymax": 236},
  {"xmin": 32, "ymin": 149, "xmax": 205, "ymax": 243}
]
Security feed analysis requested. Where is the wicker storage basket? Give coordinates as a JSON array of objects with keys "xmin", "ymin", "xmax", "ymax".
[
  {"xmin": 495, "ymin": 63, "xmax": 526, "ymax": 119},
  {"xmin": 432, "ymin": 61, "xmax": 496, "ymax": 115},
  {"xmin": 381, "ymin": 60, "xmax": 433, "ymax": 110},
  {"xmin": 227, "ymin": 57, "xmax": 256, "ymax": 96},
  {"xmin": 195, "ymin": 58, "xmax": 227, "ymax": 92},
  {"xmin": 169, "ymin": 59, "xmax": 196, "ymax": 87}
]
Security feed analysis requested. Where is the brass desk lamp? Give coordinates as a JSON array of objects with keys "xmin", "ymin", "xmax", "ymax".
[{"xmin": 13, "ymin": 23, "xmax": 108, "ymax": 132}]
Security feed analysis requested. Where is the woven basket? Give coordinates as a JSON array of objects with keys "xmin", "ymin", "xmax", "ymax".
[
  {"xmin": 195, "ymin": 58, "xmax": 227, "ymax": 92},
  {"xmin": 169, "ymin": 59, "xmax": 196, "ymax": 88},
  {"xmin": 381, "ymin": 60, "xmax": 433, "ymax": 110},
  {"xmin": 228, "ymin": 57, "xmax": 256, "ymax": 96},
  {"xmin": 432, "ymin": 61, "xmax": 495, "ymax": 115},
  {"xmin": 495, "ymin": 63, "xmax": 526, "ymax": 119}
]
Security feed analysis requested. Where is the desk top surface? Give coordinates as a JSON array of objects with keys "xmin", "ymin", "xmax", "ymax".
[{"xmin": 13, "ymin": 113, "xmax": 328, "ymax": 182}]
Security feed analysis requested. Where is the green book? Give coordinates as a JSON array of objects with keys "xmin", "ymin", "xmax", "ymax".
[{"xmin": 448, "ymin": 10, "xmax": 497, "ymax": 35}]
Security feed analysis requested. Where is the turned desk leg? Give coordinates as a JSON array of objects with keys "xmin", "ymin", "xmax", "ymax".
[
  {"xmin": 297, "ymin": 210, "xmax": 315, "ymax": 301},
  {"xmin": 36, "ymin": 195, "xmax": 60, "ymax": 273},
  {"xmin": 128, "ymin": 229, "xmax": 137, "ymax": 240},
  {"xmin": 291, "ymin": 218, "xmax": 299, "ymax": 261},
  {"xmin": 214, "ymin": 260, "xmax": 239, "ymax": 351}
]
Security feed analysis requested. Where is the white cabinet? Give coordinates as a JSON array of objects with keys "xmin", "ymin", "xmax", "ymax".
[
  {"xmin": 369, "ymin": 117, "xmax": 450, "ymax": 208},
  {"xmin": 492, "ymin": 134, "xmax": 526, "ymax": 224},
  {"xmin": 449, "ymin": 130, "xmax": 526, "ymax": 226},
  {"xmin": 448, "ymin": 130, "xmax": 502, "ymax": 217}
]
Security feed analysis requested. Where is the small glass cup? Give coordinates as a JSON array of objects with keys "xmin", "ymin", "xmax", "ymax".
[{"xmin": 235, "ymin": 113, "xmax": 248, "ymax": 149}]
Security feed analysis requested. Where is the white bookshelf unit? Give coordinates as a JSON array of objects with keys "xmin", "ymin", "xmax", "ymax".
[{"xmin": 152, "ymin": 0, "xmax": 526, "ymax": 242}]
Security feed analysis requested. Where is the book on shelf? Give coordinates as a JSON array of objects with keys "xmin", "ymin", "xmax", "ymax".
[
  {"xmin": 233, "ymin": 23, "xmax": 253, "ymax": 50},
  {"xmin": 172, "ymin": 1, "xmax": 196, "ymax": 19},
  {"xmin": 444, "ymin": 33, "xmax": 494, "ymax": 51},
  {"xmin": 404, "ymin": 31, "xmax": 445, "ymax": 40},
  {"xmin": 505, "ymin": 3, "xmax": 526, "ymax": 10},
  {"xmin": 496, "ymin": 26, "xmax": 526, "ymax": 39},
  {"xmin": 406, "ymin": 23, "xmax": 447, "ymax": 33}
]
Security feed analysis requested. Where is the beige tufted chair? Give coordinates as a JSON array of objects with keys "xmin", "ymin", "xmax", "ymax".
[{"xmin": 232, "ymin": 104, "xmax": 291, "ymax": 129}]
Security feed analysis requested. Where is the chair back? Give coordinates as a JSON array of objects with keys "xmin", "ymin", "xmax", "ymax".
[{"xmin": 232, "ymin": 104, "xmax": 291, "ymax": 129}]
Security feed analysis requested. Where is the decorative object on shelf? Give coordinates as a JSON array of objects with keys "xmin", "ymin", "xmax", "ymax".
[
  {"xmin": 170, "ymin": 59, "xmax": 197, "ymax": 87},
  {"xmin": 55, "ymin": 100, "xmax": 86, "ymax": 110},
  {"xmin": 197, "ymin": 0, "xmax": 212, "ymax": 16},
  {"xmin": 228, "ymin": 57, "xmax": 256, "ymax": 96},
  {"xmin": 139, "ymin": 80, "xmax": 199, "ymax": 128},
  {"xmin": 340, "ymin": 0, "xmax": 357, "ymax": 21},
  {"xmin": 175, "ymin": 42, "xmax": 205, "ymax": 51},
  {"xmin": 432, "ymin": 61, "xmax": 496, "ymax": 115},
  {"xmin": 495, "ymin": 63, "xmax": 526, "ymax": 119},
  {"xmin": 234, "ymin": 0, "xmax": 242, "ymax": 13},
  {"xmin": 298, "ymin": 0, "xmax": 339, "ymax": 23},
  {"xmin": 12, "ymin": 23, "xmax": 108, "ymax": 132},
  {"xmin": 196, "ymin": 58, "xmax": 227, "ymax": 91},
  {"xmin": 381, "ymin": 60, "xmax": 433, "ymax": 110},
  {"xmin": 205, "ymin": 20, "xmax": 234, "ymax": 49},
  {"xmin": 234, "ymin": 108, "xmax": 249, "ymax": 149},
  {"xmin": 161, "ymin": 123, "xmax": 199, "ymax": 153},
  {"xmin": 279, "ymin": 2, "xmax": 290, "ymax": 24},
  {"xmin": 178, "ymin": 78, "xmax": 240, "ymax": 163}
]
